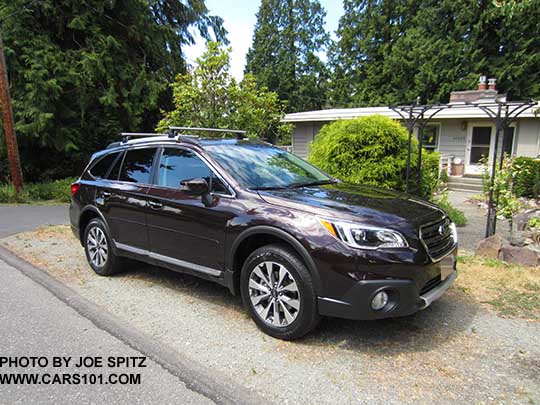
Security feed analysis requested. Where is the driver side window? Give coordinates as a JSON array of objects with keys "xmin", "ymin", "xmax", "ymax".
[{"xmin": 157, "ymin": 148, "xmax": 229, "ymax": 194}]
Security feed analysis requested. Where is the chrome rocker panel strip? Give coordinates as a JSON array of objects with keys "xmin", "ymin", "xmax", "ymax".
[{"xmin": 114, "ymin": 241, "xmax": 222, "ymax": 277}]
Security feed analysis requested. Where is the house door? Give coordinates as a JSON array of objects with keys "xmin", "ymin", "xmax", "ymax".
[{"xmin": 465, "ymin": 124, "xmax": 495, "ymax": 175}]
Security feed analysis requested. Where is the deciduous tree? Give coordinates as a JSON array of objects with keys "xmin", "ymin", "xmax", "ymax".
[{"xmin": 158, "ymin": 42, "xmax": 291, "ymax": 144}]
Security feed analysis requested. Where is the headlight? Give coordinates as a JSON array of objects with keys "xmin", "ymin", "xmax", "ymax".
[{"xmin": 319, "ymin": 218, "xmax": 409, "ymax": 250}]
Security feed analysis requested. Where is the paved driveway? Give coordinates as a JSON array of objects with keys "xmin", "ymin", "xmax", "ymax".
[
  {"xmin": 448, "ymin": 191, "xmax": 510, "ymax": 251},
  {"xmin": 0, "ymin": 204, "xmax": 69, "ymax": 238}
]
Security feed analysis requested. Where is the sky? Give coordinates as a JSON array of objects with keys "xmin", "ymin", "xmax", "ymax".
[{"xmin": 184, "ymin": 0, "xmax": 344, "ymax": 80}]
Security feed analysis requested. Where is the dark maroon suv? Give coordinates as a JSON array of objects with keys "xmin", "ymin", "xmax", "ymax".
[{"xmin": 69, "ymin": 130, "xmax": 458, "ymax": 340}]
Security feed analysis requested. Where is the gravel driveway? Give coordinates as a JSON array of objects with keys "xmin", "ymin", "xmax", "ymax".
[{"xmin": 2, "ymin": 226, "xmax": 539, "ymax": 404}]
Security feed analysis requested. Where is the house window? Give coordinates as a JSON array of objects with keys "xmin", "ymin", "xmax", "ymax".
[
  {"xmin": 502, "ymin": 127, "xmax": 515, "ymax": 156},
  {"xmin": 420, "ymin": 124, "xmax": 439, "ymax": 152}
]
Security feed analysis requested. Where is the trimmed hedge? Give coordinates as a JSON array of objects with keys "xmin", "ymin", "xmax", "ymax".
[
  {"xmin": 308, "ymin": 115, "xmax": 440, "ymax": 198},
  {"xmin": 511, "ymin": 156, "xmax": 540, "ymax": 198}
]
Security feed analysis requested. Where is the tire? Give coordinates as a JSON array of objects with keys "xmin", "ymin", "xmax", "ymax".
[
  {"xmin": 83, "ymin": 218, "xmax": 124, "ymax": 276},
  {"xmin": 241, "ymin": 244, "xmax": 320, "ymax": 340}
]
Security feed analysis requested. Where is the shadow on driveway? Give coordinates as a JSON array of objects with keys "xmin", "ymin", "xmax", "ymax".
[{"xmin": 122, "ymin": 262, "xmax": 477, "ymax": 355}]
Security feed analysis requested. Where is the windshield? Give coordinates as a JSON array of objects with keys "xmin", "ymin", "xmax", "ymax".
[{"xmin": 206, "ymin": 143, "xmax": 333, "ymax": 190}]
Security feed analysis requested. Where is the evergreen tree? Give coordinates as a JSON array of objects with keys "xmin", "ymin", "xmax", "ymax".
[
  {"xmin": 0, "ymin": 0, "xmax": 225, "ymax": 181},
  {"xmin": 245, "ymin": 0, "xmax": 330, "ymax": 112},
  {"xmin": 329, "ymin": 0, "xmax": 540, "ymax": 107}
]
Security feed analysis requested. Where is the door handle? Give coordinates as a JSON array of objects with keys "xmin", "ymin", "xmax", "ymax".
[
  {"xmin": 102, "ymin": 191, "xmax": 112, "ymax": 198},
  {"xmin": 148, "ymin": 201, "xmax": 163, "ymax": 210}
]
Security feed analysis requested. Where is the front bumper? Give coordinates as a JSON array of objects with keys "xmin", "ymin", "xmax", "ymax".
[
  {"xmin": 418, "ymin": 269, "xmax": 457, "ymax": 310},
  {"xmin": 316, "ymin": 247, "xmax": 458, "ymax": 321}
]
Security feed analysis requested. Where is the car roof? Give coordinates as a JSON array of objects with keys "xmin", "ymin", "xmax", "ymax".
[{"xmin": 106, "ymin": 135, "xmax": 270, "ymax": 149}]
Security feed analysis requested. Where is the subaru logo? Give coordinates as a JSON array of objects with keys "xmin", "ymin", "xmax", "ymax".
[{"xmin": 438, "ymin": 224, "xmax": 446, "ymax": 236}]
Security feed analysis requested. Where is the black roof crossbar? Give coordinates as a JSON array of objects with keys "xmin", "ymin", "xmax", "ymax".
[
  {"xmin": 168, "ymin": 126, "xmax": 247, "ymax": 140},
  {"xmin": 113, "ymin": 127, "xmax": 247, "ymax": 148}
]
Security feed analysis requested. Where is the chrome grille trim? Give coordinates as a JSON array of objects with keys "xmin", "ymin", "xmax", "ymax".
[{"xmin": 419, "ymin": 217, "xmax": 457, "ymax": 262}]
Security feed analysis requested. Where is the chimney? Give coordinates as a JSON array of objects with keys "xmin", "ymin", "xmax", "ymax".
[
  {"xmin": 478, "ymin": 75, "xmax": 487, "ymax": 90},
  {"xmin": 488, "ymin": 77, "xmax": 497, "ymax": 91}
]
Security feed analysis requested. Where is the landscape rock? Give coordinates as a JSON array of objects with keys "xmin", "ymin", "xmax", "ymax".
[
  {"xmin": 499, "ymin": 245, "xmax": 539, "ymax": 267},
  {"xmin": 526, "ymin": 244, "xmax": 540, "ymax": 254},
  {"xmin": 475, "ymin": 234, "xmax": 506, "ymax": 259},
  {"xmin": 513, "ymin": 209, "xmax": 540, "ymax": 232},
  {"xmin": 514, "ymin": 212, "xmax": 530, "ymax": 232},
  {"xmin": 509, "ymin": 235, "xmax": 527, "ymax": 247}
]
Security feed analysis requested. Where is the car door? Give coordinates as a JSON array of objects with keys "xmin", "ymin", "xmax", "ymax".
[
  {"xmin": 99, "ymin": 147, "xmax": 158, "ymax": 252},
  {"xmin": 145, "ymin": 146, "xmax": 234, "ymax": 274}
]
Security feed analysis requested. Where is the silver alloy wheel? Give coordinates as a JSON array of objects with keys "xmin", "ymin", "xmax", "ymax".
[
  {"xmin": 248, "ymin": 261, "xmax": 301, "ymax": 327},
  {"xmin": 87, "ymin": 226, "xmax": 108, "ymax": 268}
]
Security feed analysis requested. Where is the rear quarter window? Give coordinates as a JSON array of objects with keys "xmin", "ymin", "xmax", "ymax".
[{"xmin": 89, "ymin": 152, "xmax": 120, "ymax": 179}]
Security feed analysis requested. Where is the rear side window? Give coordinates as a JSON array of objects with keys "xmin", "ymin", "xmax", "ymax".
[
  {"xmin": 107, "ymin": 151, "xmax": 124, "ymax": 180},
  {"xmin": 89, "ymin": 152, "xmax": 120, "ymax": 179},
  {"xmin": 119, "ymin": 148, "xmax": 157, "ymax": 184}
]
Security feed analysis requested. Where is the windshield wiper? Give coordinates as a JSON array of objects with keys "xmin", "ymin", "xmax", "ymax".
[
  {"xmin": 251, "ymin": 185, "xmax": 289, "ymax": 191},
  {"xmin": 252, "ymin": 179, "xmax": 337, "ymax": 191},
  {"xmin": 285, "ymin": 179, "xmax": 338, "ymax": 189}
]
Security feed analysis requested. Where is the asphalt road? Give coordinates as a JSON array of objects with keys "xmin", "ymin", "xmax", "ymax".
[
  {"xmin": 0, "ymin": 258, "xmax": 212, "ymax": 404},
  {"xmin": 0, "ymin": 204, "xmax": 69, "ymax": 238}
]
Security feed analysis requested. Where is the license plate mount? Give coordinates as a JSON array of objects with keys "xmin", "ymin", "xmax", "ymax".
[{"xmin": 440, "ymin": 253, "xmax": 456, "ymax": 280}]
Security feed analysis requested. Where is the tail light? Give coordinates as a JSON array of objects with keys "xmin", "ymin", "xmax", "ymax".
[{"xmin": 71, "ymin": 183, "xmax": 81, "ymax": 196}]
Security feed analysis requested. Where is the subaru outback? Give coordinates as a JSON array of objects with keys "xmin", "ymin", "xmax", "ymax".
[{"xmin": 69, "ymin": 129, "xmax": 457, "ymax": 340}]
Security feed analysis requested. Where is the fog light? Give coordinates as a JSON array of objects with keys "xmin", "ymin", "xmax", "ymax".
[{"xmin": 371, "ymin": 291, "xmax": 389, "ymax": 311}]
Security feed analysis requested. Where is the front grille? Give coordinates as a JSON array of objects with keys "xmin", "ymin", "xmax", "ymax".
[
  {"xmin": 420, "ymin": 217, "xmax": 456, "ymax": 261},
  {"xmin": 420, "ymin": 275, "xmax": 442, "ymax": 295}
]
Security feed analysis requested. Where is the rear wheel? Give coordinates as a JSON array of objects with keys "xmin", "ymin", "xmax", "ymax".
[
  {"xmin": 84, "ymin": 218, "xmax": 124, "ymax": 276},
  {"xmin": 241, "ymin": 244, "xmax": 320, "ymax": 340}
]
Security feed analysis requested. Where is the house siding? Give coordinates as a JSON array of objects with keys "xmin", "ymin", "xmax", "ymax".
[
  {"xmin": 515, "ymin": 118, "xmax": 540, "ymax": 157},
  {"xmin": 292, "ymin": 122, "xmax": 325, "ymax": 158},
  {"xmin": 291, "ymin": 117, "xmax": 539, "ymax": 161},
  {"xmin": 436, "ymin": 120, "xmax": 467, "ymax": 161}
]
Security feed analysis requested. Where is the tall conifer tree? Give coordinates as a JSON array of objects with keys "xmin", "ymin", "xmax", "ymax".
[{"xmin": 245, "ymin": 0, "xmax": 330, "ymax": 112}]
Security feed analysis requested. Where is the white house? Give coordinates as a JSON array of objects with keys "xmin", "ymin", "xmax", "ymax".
[{"xmin": 282, "ymin": 78, "xmax": 539, "ymax": 185}]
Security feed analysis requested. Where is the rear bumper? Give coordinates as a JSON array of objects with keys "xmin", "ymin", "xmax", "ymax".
[{"xmin": 318, "ymin": 269, "xmax": 457, "ymax": 321}]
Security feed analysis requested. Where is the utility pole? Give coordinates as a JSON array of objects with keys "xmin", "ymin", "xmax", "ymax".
[{"xmin": 0, "ymin": 31, "xmax": 23, "ymax": 192}]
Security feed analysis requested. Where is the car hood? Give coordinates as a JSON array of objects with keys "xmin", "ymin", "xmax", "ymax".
[{"xmin": 257, "ymin": 182, "xmax": 444, "ymax": 229}]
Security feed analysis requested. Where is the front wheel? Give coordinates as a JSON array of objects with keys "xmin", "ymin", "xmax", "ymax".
[{"xmin": 241, "ymin": 244, "xmax": 320, "ymax": 340}]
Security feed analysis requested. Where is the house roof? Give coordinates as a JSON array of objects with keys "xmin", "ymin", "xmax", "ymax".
[{"xmin": 281, "ymin": 103, "xmax": 539, "ymax": 123}]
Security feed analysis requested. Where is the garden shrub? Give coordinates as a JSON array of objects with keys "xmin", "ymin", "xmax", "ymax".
[
  {"xmin": 511, "ymin": 156, "xmax": 540, "ymax": 198},
  {"xmin": 0, "ymin": 177, "xmax": 76, "ymax": 203},
  {"xmin": 308, "ymin": 115, "xmax": 439, "ymax": 198},
  {"xmin": 433, "ymin": 192, "xmax": 467, "ymax": 226}
]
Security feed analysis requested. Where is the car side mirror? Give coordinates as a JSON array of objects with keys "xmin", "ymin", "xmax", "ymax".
[{"xmin": 180, "ymin": 178, "xmax": 210, "ymax": 196}]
